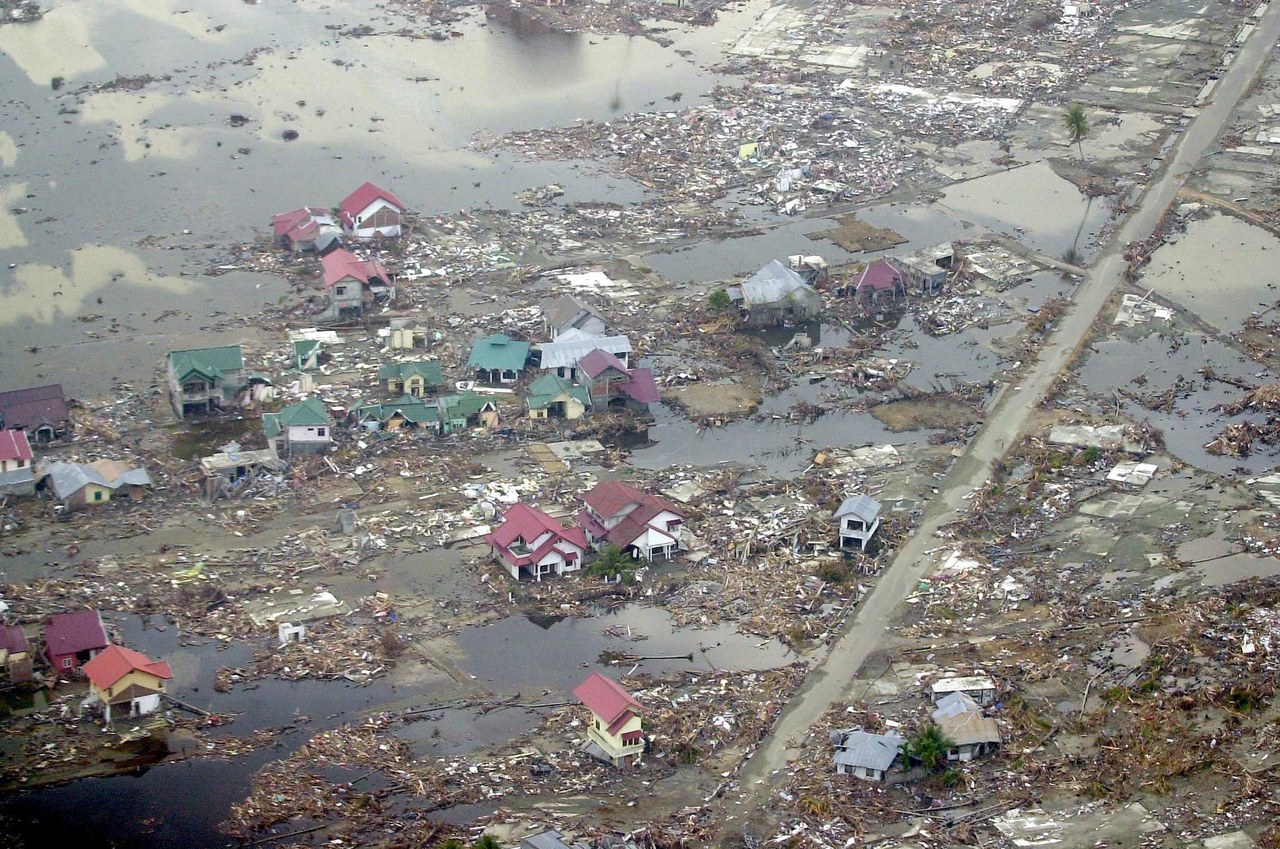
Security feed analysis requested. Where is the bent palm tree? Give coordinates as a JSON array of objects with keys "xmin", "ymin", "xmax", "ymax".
[{"xmin": 1063, "ymin": 103, "xmax": 1089, "ymax": 161}]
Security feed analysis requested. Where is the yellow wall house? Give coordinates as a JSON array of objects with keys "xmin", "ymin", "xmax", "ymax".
[
  {"xmin": 81, "ymin": 645, "xmax": 173, "ymax": 723},
  {"xmin": 573, "ymin": 671, "xmax": 644, "ymax": 767}
]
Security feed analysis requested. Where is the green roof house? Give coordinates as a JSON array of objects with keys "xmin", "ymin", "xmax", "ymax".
[
  {"xmin": 294, "ymin": 339, "xmax": 323, "ymax": 372},
  {"xmin": 263, "ymin": 397, "xmax": 333, "ymax": 457},
  {"xmin": 167, "ymin": 346, "xmax": 247, "ymax": 420},
  {"xmin": 437, "ymin": 392, "xmax": 500, "ymax": 433},
  {"xmin": 352, "ymin": 395, "xmax": 439, "ymax": 432},
  {"xmin": 378, "ymin": 361, "xmax": 443, "ymax": 397},
  {"xmin": 466, "ymin": 334, "xmax": 530, "ymax": 385},
  {"xmin": 526, "ymin": 375, "xmax": 591, "ymax": 421}
]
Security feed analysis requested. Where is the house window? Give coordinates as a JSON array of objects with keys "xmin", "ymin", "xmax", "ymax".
[
  {"xmin": 93, "ymin": 491, "xmax": 104, "ymax": 502},
  {"xmin": 336, "ymin": 286, "xmax": 347, "ymax": 296},
  {"xmin": 317, "ymin": 427, "xmax": 326, "ymax": 437},
  {"xmin": 62, "ymin": 658, "xmax": 72, "ymax": 669},
  {"xmin": 183, "ymin": 381, "xmax": 207, "ymax": 394}
]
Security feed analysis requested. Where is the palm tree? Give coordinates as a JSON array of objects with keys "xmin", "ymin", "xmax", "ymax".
[
  {"xmin": 1063, "ymin": 103, "xmax": 1089, "ymax": 161},
  {"xmin": 904, "ymin": 723, "xmax": 956, "ymax": 772},
  {"xmin": 587, "ymin": 543, "xmax": 638, "ymax": 582}
]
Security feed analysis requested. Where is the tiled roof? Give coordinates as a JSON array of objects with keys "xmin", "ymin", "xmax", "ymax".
[
  {"xmin": 0, "ymin": 429, "xmax": 33, "ymax": 462},
  {"xmin": 321, "ymin": 249, "xmax": 390, "ymax": 289},
  {"xmin": 339, "ymin": 181, "xmax": 405, "ymax": 218},
  {"xmin": 0, "ymin": 384, "xmax": 69, "ymax": 431},
  {"xmin": 82, "ymin": 644, "xmax": 172, "ymax": 691},
  {"xmin": 43, "ymin": 609, "xmax": 108, "ymax": 656},
  {"xmin": 573, "ymin": 671, "xmax": 641, "ymax": 725},
  {"xmin": 582, "ymin": 480, "xmax": 645, "ymax": 519},
  {"xmin": 856, "ymin": 259, "xmax": 906, "ymax": 293}
]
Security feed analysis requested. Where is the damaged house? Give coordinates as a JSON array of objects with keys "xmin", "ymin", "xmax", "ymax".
[
  {"xmin": 835, "ymin": 494, "xmax": 882, "ymax": 551},
  {"xmin": 578, "ymin": 349, "xmax": 660, "ymax": 415},
  {"xmin": 830, "ymin": 728, "xmax": 907, "ymax": 782},
  {"xmin": 486, "ymin": 502, "xmax": 588, "ymax": 581},
  {"xmin": 727, "ymin": 260, "xmax": 823, "ymax": 327},
  {"xmin": 0, "ymin": 383, "xmax": 72, "ymax": 442},
  {"xmin": 37, "ymin": 460, "xmax": 152, "ymax": 509},
  {"xmin": 379, "ymin": 361, "xmax": 443, "ymax": 397},
  {"xmin": 526, "ymin": 374, "xmax": 592, "ymax": 421},
  {"xmin": 537, "ymin": 330, "xmax": 632, "ymax": 382},
  {"xmin": 167, "ymin": 346, "xmax": 247, "ymax": 420},
  {"xmin": 271, "ymin": 207, "xmax": 343, "ymax": 254},
  {"xmin": 0, "ymin": 428, "xmax": 35, "ymax": 496},
  {"xmin": 43, "ymin": 609, "xmax": 109, "ymax": 673},
  {"xmin": 854, "ymin": 259, "xmax": 908, "ymax": 306},
  {"xmin": 321, "ymin": 249, "xmax": 395, "ymax": 322},
  {"xmin": 339, "ymin": 181, "xmax": 405, "ymax": 240},
  {"xmin": 542, "ymin": 294, "xmax": 607, "ymax": 341},
  {"xmin": 578, "ymin": 480, "xmax": 685, "ymax": 561},
  {"xmin": 931, "ymin": 691, "xmax": 1001, "ymax": 762}
]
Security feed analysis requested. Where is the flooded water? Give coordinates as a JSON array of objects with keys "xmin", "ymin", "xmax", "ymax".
[
  {"xmin": 940, "ymin": 161, "xmax": 1111, "ymax": 260},
  {"xmin": 458, "ymin": 604, "xmax": 793, "ymax": 692},
  {"xmin": 1143, "ymin": 213, "xmax": 1280, "ymax": 334},
  {"xmin": 0, "ymin": 0, "xmax": 746, "ymax": 392},
  {"xmin": 1175, "ymin": 532, "xmax": 1280, "ymax": 587},
  {"xmin": 1077, "ymin": 332, "xmax": 1278, "ymax": 474},
  {"xmin": 642, "ymin": 218, "xmax": 857, "ymax": 283}
]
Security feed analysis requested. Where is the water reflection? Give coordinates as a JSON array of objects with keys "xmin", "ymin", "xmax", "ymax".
[{"xmin": 0, "ymin": 245, "xmax": 196, "ymax": 324}]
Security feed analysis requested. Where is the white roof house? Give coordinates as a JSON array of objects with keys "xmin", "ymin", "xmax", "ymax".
[
  {"xmin": 537, "ymin": 332, "xmax": 632, "ymax": 378},
  {"xmin": 929, "ymin": 675, "xmax": 998, "ymax": 706},
  {"xmin": 835, "ymin": 494, "xmax": 882, "ymax": 551}
]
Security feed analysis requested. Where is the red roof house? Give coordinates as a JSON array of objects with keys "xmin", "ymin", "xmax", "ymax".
[
  {"xmin": 486, "ymin": 502, "xmax": 588, "ymax": 582},
  {"xmin": 573, "ymin": 672, "xmax": 644, "ymax": 766},
  {"xmin": 0, "ymin": 625, "xmax": 33, "ymax": 682},
  {"xmin": 339, "ymin": 182, "xmax": 406, "ymax": 240},
  {"xmin": 578, "ymin": 349, "xmax": 660, "ymax": 413},
  {"xmin": 0, "ymin": 384, "xmax": 70, "ymax": 442},
  {"xmin": 0, "ymin": 427, "xmax": 34, "ymax": 496},
  {"xmin": 0, "ymin": 429, "xmax": 32, "ymax": 463},
  {"xmin": 82, "ymin": 645, "xmax": 173, "ymax": 723},
  {"xmin": 43, "ymin": 609, "xmax": 109, "ymax": 673},
  {"xmin": 271, "ymin": 207, "xmax": 342, "ymax": 253},
  {"xmin": 320, "ymin": 249, "xmax": 395, "ymax": 321},
  {"xmin": 854, "ymin": 260, "xmax": 906, "ymax": 304},
  {"xmin": 578, "ymin": 481, "xmax": 685, "ymax": 561}
]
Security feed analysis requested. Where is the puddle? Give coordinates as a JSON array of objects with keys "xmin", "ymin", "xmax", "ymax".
[
  {"xmin": 1176, "ymin": 531, "xmax": 1280, "ymax": 587},
  {"xmin": 939, "ymin": 161, "xmax": 1110, "ymax": 260},
  {"xmin": 1143, "ymin": 213, "xmax": 1280, "ymax": 335}
]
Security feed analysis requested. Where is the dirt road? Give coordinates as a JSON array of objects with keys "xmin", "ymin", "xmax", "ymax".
[{"xmin": 729, "ymin": 0, "xmax": 1280, "ymax": 823}]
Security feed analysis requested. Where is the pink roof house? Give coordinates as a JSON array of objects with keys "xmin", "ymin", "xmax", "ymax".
[
  {"xmin": 578, "ymin": 480, "xmax": 685, "ymax": 561},
  {"xmin": 320, "ymin": 249, "xmax": 395, "ymax": 321},
  {"xmin": 43, "ymin": 609, "xmax": 109, "ymax": 673},
  {"xmin": 339, "ymin": 182, "xmax": 406, "ymax": 240},
  {"xmin": 854, "ymin": 260, "xmax": 907, "ymax": 305},
  {"xmin": 578, "ymin": 349, "xmax": 661, "ymax": 414},
  {"xmin": 486, "ymin": 502, "xmax": 588, "ymax": 582},
  {"xmin": 0, "ymin": 428, "xmax": 35, "ymax": 495},
  {"xmin": 573, "ymin": 672, "xmax": 644, "ymax": 767},
  {"xmin": 271, "ymin": 207, "xmax": 342, "ymax": 253}
]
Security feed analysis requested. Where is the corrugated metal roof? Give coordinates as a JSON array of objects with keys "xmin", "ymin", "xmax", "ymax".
[
  {"xmin": 738, "ymin": 260, "xmax": 813, "ymax": 306},
  {"xmin": 467, "ymin": 334, "xmax": 531, "ymax": 372},
  {"xmin": 831, "ymin": 729, "xmax": 905, "ymax": 771},
  {"xmin": 835, "ymin": 494, "xmax": 881, "ymax": 523},
  {"xmin": 538, "ymin": 335, "xmax": 631, "ymax": 370},
  {"xmin": 39, "ymin": 461, "xmax": 152, "ymax": 500}
]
